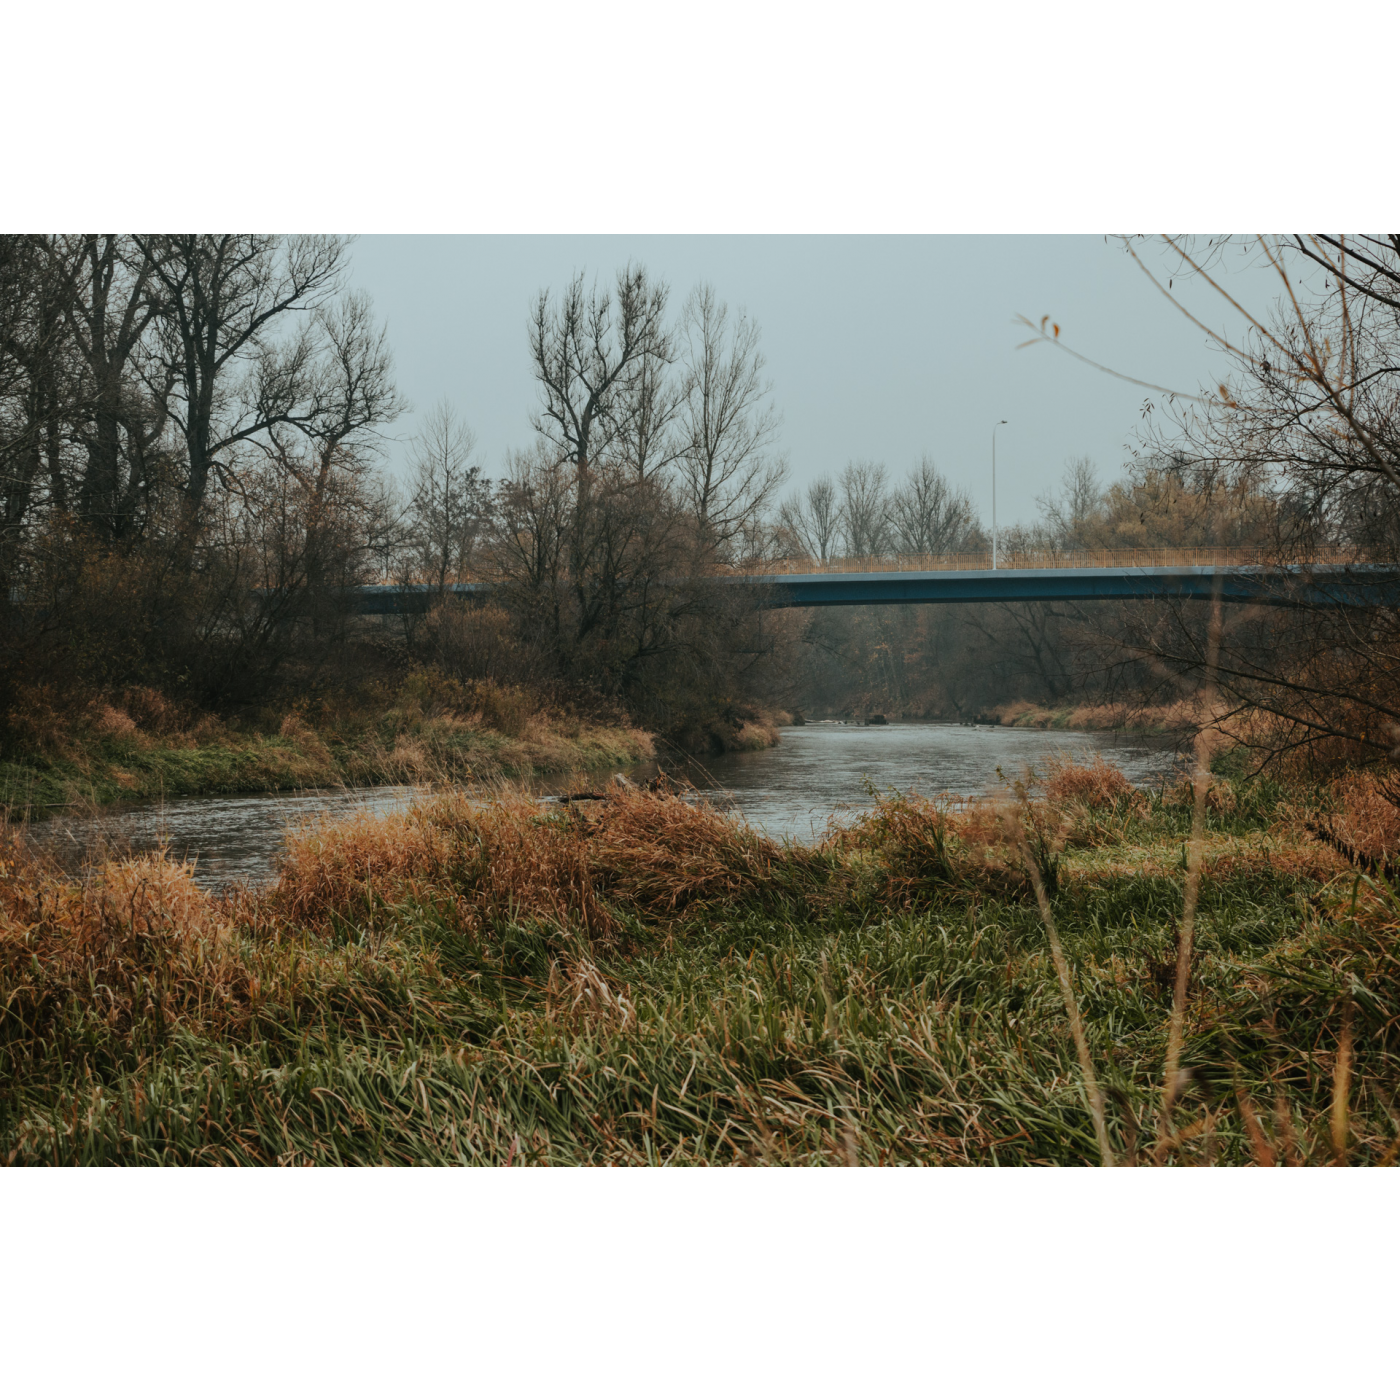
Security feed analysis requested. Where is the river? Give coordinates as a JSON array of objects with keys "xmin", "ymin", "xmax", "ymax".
[{"xmin": 21, "ymin": 723, "xmax": 1183, "ymax": 891}]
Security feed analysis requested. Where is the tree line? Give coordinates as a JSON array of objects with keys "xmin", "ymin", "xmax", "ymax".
[{"xmin": 4, "ymin": 233, "xmax": 1397, "ymax": 766}]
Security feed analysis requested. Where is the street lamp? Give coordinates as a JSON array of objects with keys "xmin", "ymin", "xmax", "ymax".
[{"xmin": 992, "ymin": 420, "xmax": 1008, "ymax": 570}]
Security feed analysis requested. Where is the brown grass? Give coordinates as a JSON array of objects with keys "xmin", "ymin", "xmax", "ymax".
[
  {"xmin": 1044, "ymin": 752, "xmax": 1138, "ymax": 808},
  {"xmin": 0, "ymin": 836, "xmax": 247, "ymax": 1045},
  {"xmin": 1315, "ymin": 770, "xmax": 1400, "ymax": 868},
  {"xmin": 996, "ymin": 698, "xmax": 1203, "ymax": 733},
  {"xmin": 266, "ymin": 780, "xmax": 794, "ymax": 950},
  {"xmin": 5, "ymin": 751, "xmax": 1400, "ymax": 1166}
]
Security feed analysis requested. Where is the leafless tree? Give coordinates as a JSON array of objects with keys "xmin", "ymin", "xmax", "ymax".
[
  {"xmin": 492, "ymin": 444, "xmax": 696, "ymax": 683},
  {"xmin": 676, "ymin": 283, "xmax": 786, "ymax": 552},
  {"xmin": 136, "ymin": 234, "xmax": 351, "ymax": 545},
  {"xmin": 528, "ymin": 265, "xmax": 671, "ymax": 473},
  {"xmin": 263, "ymin": 290, "xmax": 406, "ymax": 592},
  {"xmin": 1023, "ymin": 234, "xmax": 1400, "ymax": 765},
  {"xmin": 0, "ymin": 237, "xmax": 80, "ymax": 580},
  {"xmin": 58, "ymin": 236, "xmax": 173, "ymax": 545},
  {"xmin": 1036, "ymin": 456, "xmax": 1102, "ymax": 551},
  {"xmin": 779, "ymin": 475, "xmax": 841, "ymax": 562},
  {"xmin": 404, "ymin": 401, "xmax": 488, "ymax": 590},
  {"xmin": 614, "ymin": 334, "xmax": 684, "ymax": 481},
  {"xmin": 838, "ymin": 459, "xmax": 892, "ymax": 557},
  {"xmin": 889, "ymin": 455, "xmax": 982, "ymax": 556}
]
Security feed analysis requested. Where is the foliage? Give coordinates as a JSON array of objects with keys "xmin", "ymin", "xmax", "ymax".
[{"xmin": 3, "ymin": 757, "xmax": 1394, "ymax": 1166}]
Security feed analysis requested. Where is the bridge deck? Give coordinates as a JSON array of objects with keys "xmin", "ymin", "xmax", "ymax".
[
  {"xmin": 745, "ymin": 564, "xmax": 1400, "ymax": 609},
  {"xmin": 346, "ymin": 564, "xmax": 1400, "ymax": 614}
]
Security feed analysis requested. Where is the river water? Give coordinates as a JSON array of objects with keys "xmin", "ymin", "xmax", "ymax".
[{"xmin": 21, "ymin": 723, "xmax": 1183, "ymax": 891}]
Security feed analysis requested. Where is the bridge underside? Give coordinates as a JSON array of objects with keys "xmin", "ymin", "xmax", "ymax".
[
  {"xmin": 746, "ymin": 565, "xmax": 1400, "ymax": 609},
  {"xmin": 345, "ymin": 566, "xmax": 1400, "ymax": 615}
]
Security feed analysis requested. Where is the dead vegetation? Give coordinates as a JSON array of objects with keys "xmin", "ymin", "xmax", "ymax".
[
  {"xmin": 0, "ymin": 838, "xmax": 247, "ymax": 1045},
  {"xmin": 2, "ymin": 753, "xmax": 1399, "ymax": 1165}
]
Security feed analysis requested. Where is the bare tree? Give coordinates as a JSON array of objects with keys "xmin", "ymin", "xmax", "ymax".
[
  {"xmin": 263, "ymin": 290, "xmax": 406, "ymax": 590},
  {"xmin": 676, "ymin": 283, "xmax": 786, "ymax": 552},
  {"xmin": 404, "ymin": 401, "xmax": 487, "ymax": 590},
  {"xmin": 889, "ymin": 455, "xmax": 982, "ymax": 556},
  {"xmin": 136, "ymin": 234, "xmax": 351, "ymax": 546},
  {"xmin": 65, "ymin": 235, "xmax": 171, "ymax": 544},
  {"xmin": 1036, "ymin": 456, "xmax": 1102, "ymax": 551},
  {"xmin": 614, "ymin": 334, "xmax": 684, "ymax": 481},
  {"xmin": 1024, "ymin": 234, "xmax": 1400, "ymax": 764},
  {"xmin": 837, "ymin": 459, "xmax": 892, "ymax": 557},
  {"xmin": 0, "ymin": 237, "xmax": 79, "ymax": 578},
  {"xmin": 491, "ymin": 443, "xmax": 704, "ymax": 691},
  {"xmin": 528, "ymin": 265, "xmax": 670, "ymax": 473},
  {"xmin": 779, "ymin": 475, "xmax": 841, "ymax": 562}
]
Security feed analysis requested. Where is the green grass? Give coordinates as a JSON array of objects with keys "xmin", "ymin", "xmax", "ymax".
[
  {"xmin": 3, "ymin": 776, "xmax": 1394, "ymax": 1165},
  {"xmin": 0, "ymin": 713, "xmax": 653, "ymax": 818}
]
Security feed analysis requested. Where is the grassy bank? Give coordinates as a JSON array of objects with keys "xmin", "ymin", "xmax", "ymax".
[
  {"xmin": 2, "ymin": 754, "xmax": 1397, "ymax": 1165},
  {"xmin": 0, "ymin": 675, "xmax": 656, "ymax": 817},
  {"xmin": 994, "ymin": 699, "xmax": 1198, "ymax": 733}
]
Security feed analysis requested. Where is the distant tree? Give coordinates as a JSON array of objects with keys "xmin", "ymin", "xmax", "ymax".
[
  {"xmin": 889, "ymin": 455, "xmax": 982, "ymax": 556},
  {"xmin": 676, "ymin": 283, "xmax": 786, "ymax": 553},
  {"xmin": 779, "ymin": 475, "xmax": 841, "ymax": 562},
  {"xmin": 837, "ymin": 459, "xmax": 892, "ymax": 557},
  {"xmin": 1036, "ymin": 456, "xmax": 1103, "ymax": 551},
  {"xmin": 403, "ymin": 402, "xmax": 488, "ymax": 590},
  {"xmin": 528, "ymin": 265, "xmax": 671, "ymax": 473}
]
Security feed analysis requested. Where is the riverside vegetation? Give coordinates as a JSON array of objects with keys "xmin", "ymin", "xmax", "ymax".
[
  {"xmin": 2, "ymin": 752, "xmax": 1396, "ymax": 1166},
  {"xmin": 0, "ymin": 672, "xmax": 683, "ymax": 818}
]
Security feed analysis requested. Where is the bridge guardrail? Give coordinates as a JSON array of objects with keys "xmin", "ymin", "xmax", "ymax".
[{"xmin": 362, "ymin": 547, "xmax": 1372, "ymax": 589}]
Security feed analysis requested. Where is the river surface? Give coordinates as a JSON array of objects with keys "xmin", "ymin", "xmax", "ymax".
[{"xmin": 22, "ymin": 723, "xmax": 1183, "ymax": 891}]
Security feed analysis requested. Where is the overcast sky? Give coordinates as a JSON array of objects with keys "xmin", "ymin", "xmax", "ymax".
[{"xmin": 349, "ymin": 236, "xmax": 1278, "ymax": 527}]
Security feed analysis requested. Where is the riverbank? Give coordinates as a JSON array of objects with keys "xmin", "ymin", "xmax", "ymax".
[
  {"xmin": 0, "ymin": 675, "xmax": 656, "ymax": 818},
  {"xmin": 3, "ymin": 756, "xmax": 1395, "ymax": 1165},
  {"xmin": 993, "ymin": 699, "xmax": 1198, "ymax": 733}
]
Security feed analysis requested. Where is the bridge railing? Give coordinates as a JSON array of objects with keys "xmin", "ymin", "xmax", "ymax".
[
  {"xmin": 749, "ymin": 546, "xmax": 1363, "ymax": 575},
  {"xmin": 362, "ymin": 546, "xmax": 1370, "ymax": 588}
]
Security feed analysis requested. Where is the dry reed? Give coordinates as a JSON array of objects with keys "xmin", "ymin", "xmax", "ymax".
[{"xmin": 4, "ymin": 747, "xmax": 1399, "ymax": 1166}]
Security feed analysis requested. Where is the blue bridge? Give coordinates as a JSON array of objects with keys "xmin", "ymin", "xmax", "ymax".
[{"xmin": 346, "ymin": 564, "xmax": 1400, "ymax": 614}]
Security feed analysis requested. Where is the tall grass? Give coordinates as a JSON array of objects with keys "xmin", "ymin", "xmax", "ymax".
[
  {"xmin": 2, "ymin": 757, "xmax": 1398, "ymax": 1165},
  {"xmin": 1, "ymin": 672, "xmax": 654, "ymax": 818}
]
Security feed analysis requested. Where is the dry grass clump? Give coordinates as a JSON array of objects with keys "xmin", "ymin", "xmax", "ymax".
[
  {"xmin": 1166, "ymin": 773, "xmax": 1237, "ymax": 813},
  {"xmin": 1040, "ymin": 753, "xmax": 1151, "ymax": 850},
  {"xmin": 392, "ymin": 669, "xmax": 544, "ymax": 740},
  {"xmin": 0, "ymin": 838, "xmax": 245, "ymax": 1047},
  {"xmin": 1044, "ymin": 752, "xmax": 1137, "ymax": 808},
  {"xmin": 267, "ymin": 780, "xmax": 793, "ymax": 949},
  {"xmin": 953, "ymin": 754, "xmax": 1144, "ymax": 869},
  {"xmin": 830, "ymin": 791, "xmax": 1011, "ymax": 903},
  {"xmin": 1300, "ymin": 770, "xmax": 1400, "ymax": 876},
  {"xmin": 995, "ymin": 698, "xmax": 1202, "ymax": 733}
]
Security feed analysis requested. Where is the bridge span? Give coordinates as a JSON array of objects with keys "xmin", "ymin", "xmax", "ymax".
[
  {"xmin": 347, "ymin": 562, "xmax": 1400, "ymax": 615},
  {"xmin": 745, "ymin": 563, "xmax": 1400, "ymax": 609}
]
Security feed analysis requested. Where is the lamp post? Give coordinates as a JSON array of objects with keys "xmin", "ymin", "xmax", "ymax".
[{"xmin": 992, "ymin": 420, "xmax": 1008, "ymax": 570}]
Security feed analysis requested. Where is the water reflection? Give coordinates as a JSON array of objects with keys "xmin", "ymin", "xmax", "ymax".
[
  {"xmin": 21, "ymin": 722, "xmax": 1183, "ymax": 891},
  {"xmin": 650, "ymin": 722, "xmax": 1183, "ymax": 842}
]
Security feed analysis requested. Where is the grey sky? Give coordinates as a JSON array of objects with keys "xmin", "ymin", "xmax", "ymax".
[{"xmin": 348, "ymin": 236, "xmax": 1276, "ymax": 527}]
